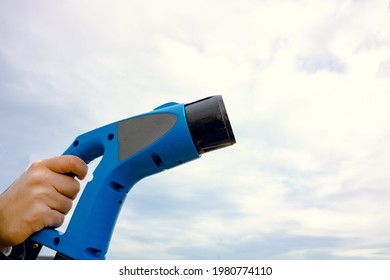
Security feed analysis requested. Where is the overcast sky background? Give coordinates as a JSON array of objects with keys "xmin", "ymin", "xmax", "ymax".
[{"xmin": 1, "ymin": 0, "xmax": 390, "ymax": 260}]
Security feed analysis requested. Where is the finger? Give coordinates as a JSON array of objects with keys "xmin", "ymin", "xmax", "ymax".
[
  {"xmin": 50, "ymin": 173, "xmax": 81, "ymax": 200},
  {"xmin": 49, "ymin": 193, "xmax": 74, "ymax": 215},
  {"xmin": 43, "ymin": 155, "xmax": 88, "ymax": 180},
  {"xmin": 43, "ymin": 209, "xmax": 66, "ymax": 228},
  {"xmin": 37, "ymin": 187, "xmax": 74, "ymax": 215}
]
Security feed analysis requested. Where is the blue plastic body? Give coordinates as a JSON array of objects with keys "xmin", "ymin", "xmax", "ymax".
[{"xmin": 30, "ymin": 102, "xmax": 200, "ymax": 259}]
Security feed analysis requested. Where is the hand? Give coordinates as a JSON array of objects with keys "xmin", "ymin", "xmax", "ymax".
[{"xmin": 0, "ymin": 155, "xmax": 88, "ymax": 249}]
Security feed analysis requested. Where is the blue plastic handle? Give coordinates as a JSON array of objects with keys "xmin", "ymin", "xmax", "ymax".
[{"xmin": 30, "ymin": 102, "xmax": 199, "ymax": 259}]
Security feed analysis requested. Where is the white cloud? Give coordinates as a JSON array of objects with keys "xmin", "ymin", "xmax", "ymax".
[{"xmin": 1, "ymin": 0, "xmax": 390, "ymax": 260}]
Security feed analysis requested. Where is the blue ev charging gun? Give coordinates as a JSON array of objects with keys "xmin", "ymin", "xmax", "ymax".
[{"xmin": 28, "ymin": 95, "xmax": 236, "ymax": 260}]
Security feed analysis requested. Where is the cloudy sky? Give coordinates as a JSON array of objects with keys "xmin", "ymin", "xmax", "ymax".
[{"xmin": 1, "ymin": 0, "xmax": 390, "ymax": 260}]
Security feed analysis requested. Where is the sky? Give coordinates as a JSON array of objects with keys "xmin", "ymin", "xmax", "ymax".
[{"xmin": 0, "ymin": 0, "xmax": 390, "ymax": 260}]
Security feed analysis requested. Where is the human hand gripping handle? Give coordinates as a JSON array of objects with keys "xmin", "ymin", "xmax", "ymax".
[{"xmin": 0, "ymin": 156, "xmax": 88, "ymax": 256}]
